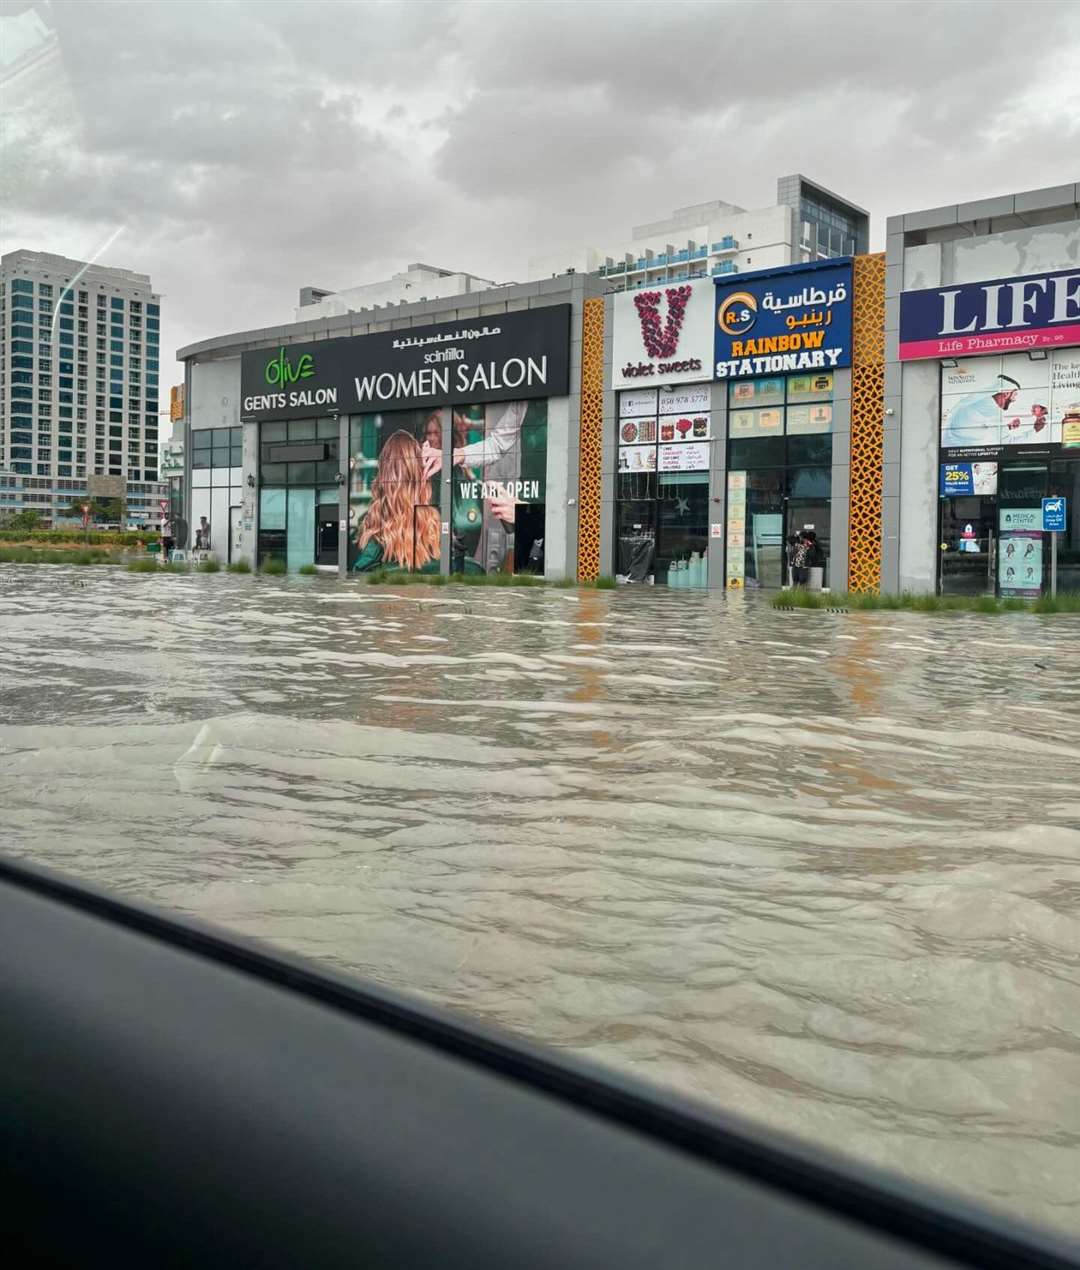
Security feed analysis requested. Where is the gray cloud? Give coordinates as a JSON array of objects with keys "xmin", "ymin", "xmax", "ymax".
[{"xmin": 2, "ymin": 0, "xmax": 1077, "ymax": 407}]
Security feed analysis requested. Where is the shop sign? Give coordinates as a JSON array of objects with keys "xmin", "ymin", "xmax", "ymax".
[
  {"xmin": 939, "ymin": 462, "xmax": 998, "ymax": 496},
  {"xmin": 240, "ymin": 305, "xmax": 571, "ymax": 421},
  {"xmin": 999, "ymin": 507, "xmax": 1042, "ymax": 532},
  {"xmin": 900, "ymin": 267, "xmax": 1080, "ymax": 361},
  {"xmin": 714, "ymin": 262, "xmax": 852, "ymax": 380},
  {"xmin": 612, "ymin": 279, "xmax": 716, "ymax": 390},
  {"xmin": 658, "ymin": 441, "xmax": 710, "ymax": 472}
]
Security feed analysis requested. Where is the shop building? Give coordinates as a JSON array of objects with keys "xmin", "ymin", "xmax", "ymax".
[
  {"xmin": 601, "ymin": 254, "xmax": 887, "ymax": 590},
  {"xmin": 885, "ymin": 184, "xmax": 1080, "ymax": 597},
  {"xmin": 177, "ymin": 274, "xmax": 599, "ymax": 574}
]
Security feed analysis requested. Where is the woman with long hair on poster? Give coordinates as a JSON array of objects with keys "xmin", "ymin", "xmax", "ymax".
[{"xmin": 353, "ymin": 430, "xmax": 441, "ymax": 572}]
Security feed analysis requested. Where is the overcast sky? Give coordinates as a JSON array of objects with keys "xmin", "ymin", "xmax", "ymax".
[{"xmin": 3, "ymin": 0, "xmax": 1079, "ymax": 412}]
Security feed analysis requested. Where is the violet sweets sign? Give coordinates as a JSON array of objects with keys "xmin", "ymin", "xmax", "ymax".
[
  {"xmin": 899, "ymin": 268, "xmax": 1080, "ymax": 361},
  {"xmin": 240, "ymin": 305, "xmax": 571, "ymax": 421}
]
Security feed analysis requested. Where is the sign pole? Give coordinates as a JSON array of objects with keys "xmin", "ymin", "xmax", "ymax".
[{"xmin": 1051, "ymin": 531, "xmax": 1058, "ymax": 599}]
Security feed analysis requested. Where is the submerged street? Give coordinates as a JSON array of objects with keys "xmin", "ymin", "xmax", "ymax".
[{"xmin": 2, "ymin": 565, "xmax": 1079, "ymax": 1236}]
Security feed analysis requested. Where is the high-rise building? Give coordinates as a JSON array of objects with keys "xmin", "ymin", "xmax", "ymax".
[
  {"xmin": 0, "ymin": 249, "xmax": 168, "ymax": 525},
  {"xmin": 529, "ymin": 174, "xmax": 869, "ymax": 291}
]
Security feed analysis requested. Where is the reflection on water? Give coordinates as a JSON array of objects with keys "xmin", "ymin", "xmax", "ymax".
[{"xmin": 2, "ymin": 565, "xmax": 1080, "ymax": 1235}]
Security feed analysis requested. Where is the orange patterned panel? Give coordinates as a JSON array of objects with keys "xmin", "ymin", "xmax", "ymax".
[
  {"xmin": 849, "ymin": 254, "xmax": 886, "ymax": 593},
  {"xmin": 576, "ymin": 297, "xmax": 604, "ymax": 582}
]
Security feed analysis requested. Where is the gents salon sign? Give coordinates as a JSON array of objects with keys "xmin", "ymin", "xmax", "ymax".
[
  {"xmin": 714, "ymin": 261, "xmax": 852, "ymax": 380},
  {"xmin": 240, "ymin": 305, "xmax": 571, "ymax": 421},
  {"xmin": 899, "ymin": 268, "xmax": 1080, "ymax": 361}
]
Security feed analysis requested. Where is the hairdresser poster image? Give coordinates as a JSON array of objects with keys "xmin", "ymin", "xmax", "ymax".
[{"xmin": 348, "ymin": 409, "xmax": 444, "ymax": 573}]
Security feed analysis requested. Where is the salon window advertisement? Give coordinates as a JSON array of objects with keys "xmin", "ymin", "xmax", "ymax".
[{"xmin": 348, "ymin": 401, "xmax": 547, "ymax": 576}]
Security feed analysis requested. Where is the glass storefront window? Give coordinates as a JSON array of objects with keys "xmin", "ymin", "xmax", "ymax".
[{"xmin": 724, "ymin": 374, "xmax": 834, "ymax": 589}]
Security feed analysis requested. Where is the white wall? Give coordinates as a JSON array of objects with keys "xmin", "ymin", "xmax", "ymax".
[{"xmin": 189, "ymin": 356, "xmax": 240, "ymax": 433}]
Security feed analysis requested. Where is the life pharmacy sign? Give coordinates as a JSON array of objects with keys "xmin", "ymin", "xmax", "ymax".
[
  {"xmin": 240, "ymin": 305, "xmax": 571, "ymax": 421},
  {"xmin": 612, "ymin": 278, "xmax": 717, "ymax": 390},
  {"xmin": 899, "ymin": 267, "xmax": 1080, "ymax": 361},
  {"xmin": 714, "ymin": 261, "xmax": 852, "ymax": 380}
]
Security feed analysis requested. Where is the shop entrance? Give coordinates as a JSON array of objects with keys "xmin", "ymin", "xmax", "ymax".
[
  {"xmin": 316, "ymin": 503, "xmax": 339, "ymax": 566},
  {"xmin": 939, "ymin": 496, "xmax": 996, "ymax": 596},
  {"xmin": 784, "ymin": 497, "xmax": 830, "ymax": 589},
  {"xmin": 514, "ymin": 503, "xmax": 546, "ymax": 573}
]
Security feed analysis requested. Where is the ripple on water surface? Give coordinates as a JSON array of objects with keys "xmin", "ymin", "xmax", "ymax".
[{"xmin": 2, "ymin": 564, "xmax": 1080, "ymax": 1237}]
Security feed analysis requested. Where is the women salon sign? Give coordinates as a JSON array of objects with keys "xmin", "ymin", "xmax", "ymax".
[{"xmin": 899, "ymin": 268, "xmax": 1080, "ymax": 361}]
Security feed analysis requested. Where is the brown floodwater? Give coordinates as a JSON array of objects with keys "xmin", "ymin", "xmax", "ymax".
[{"xmin": 2, "ymin": 564, "xmax": 1079, "ymax": 1237}]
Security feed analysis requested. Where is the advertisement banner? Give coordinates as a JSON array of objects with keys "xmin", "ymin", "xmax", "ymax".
[
  {"xmin": 999, "ymin": 532, "xmax": 1043, "ymax": 597},
  {"xmin": 348, "ymin": 401, "xmax": 547, "ymax": 576},
  {"xmin": 618, "ymin": 444, "xmax": 657, "ymax": 473},
  {"xmin": 714, "ymin": 262, "xmax": 852, "ymax": 380},
  {"xmin": 241, "ymin": 305, "xmax": 571, "ymax": 421},
  {"xmin": 658, "ymin": 383, "xmax": 711, "ymax": 414},
  {"xmin": 658, "ymin": 412, "xmax": 711, "ymax": 443},
  {"xmin": 938, "ymin": 348, "xmax": 1080, "ymax": 452},
  {"xmin": 900, "ymin": 267, "xmax": 1080, "ymax": 361},
  {"xmin": 658, "ymin": 441, "xmax": 710, "ymax": 472},
  {"xmin": 617, "ymin": 416, "xmax": 657, "ymax": 445},
  {"xmin": 619, "ymin": 388, "xmax": 659, "ymax": 418},
  {"xmin": 940, "ymin": 462, "xmax": 998, "ymax": 496},
  {"xmin": 612, "ymin": 278, "xmax": 716, "ymax": 391}
]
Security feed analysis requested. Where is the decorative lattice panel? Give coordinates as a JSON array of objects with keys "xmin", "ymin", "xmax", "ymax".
[
  {"xmin": 576, "ymin": 297, "xmax": 605, "ymax": 582},
  {"xmin": 848, "ymin": 254, "xmax": 886, "ymax": 593}
]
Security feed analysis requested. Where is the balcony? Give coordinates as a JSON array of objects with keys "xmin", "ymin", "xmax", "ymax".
[
  {"xmin": 692, "ymin": 246, "xmax": 708, "ymax": 259},
  {"xmin": 711, "ymin": 261, "xmax": 739, "ymax": 276},
  {"xmin": 711, "ymin": 237, "xmax": 739, "ymax": 253}
]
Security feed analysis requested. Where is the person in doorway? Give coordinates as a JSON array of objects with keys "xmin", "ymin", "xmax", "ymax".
[
  {"xmin": 789, "ymin": 532, "xmax": 811, "ymax": 586},
  {"xmin": 196, "ymin": 516, "xmax": 210, "ymax": 551},
  {"xmin": 352, "ymin": 430, "xmax": 442, "ymax": 573},
  {"xmin": 804, "ymin": 530, "xmax": 825, "ymax": 575},
  {"xmin": 159, "ymin": 511, "xmax": 175, "ymax": 564}
]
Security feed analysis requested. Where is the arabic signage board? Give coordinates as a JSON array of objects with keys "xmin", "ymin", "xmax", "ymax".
[
  {"xmin": 657, "ymin": 441, "xmax": 710, "ymax": 472},
  {"xmin": 714, "ymin": 262, "xmax": 852, "ymax": 380},
  {"xmin": 239, "ymin": 305, "xmax": 571, "ymax": 421},
  {"xmin": 612, "ymin": 278, "xmax": 716, "ymax": 391},
  {"xmin": 900, "ymin": 268, "xmax": 1080, "ymax": 361}
]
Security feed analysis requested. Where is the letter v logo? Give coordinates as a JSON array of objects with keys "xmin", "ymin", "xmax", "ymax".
[{"xmin": 633, "ymin": 284, "xmax": 693, "ymax": 359}]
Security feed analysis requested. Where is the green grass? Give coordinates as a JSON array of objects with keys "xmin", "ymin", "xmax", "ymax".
[
  {"xmin": 771, "ymin": 589, "xmax": 1080, "ymax": 615},
  {"xmin": 126, "ymin": 558, "xmax": 160, "ymax": 572},
  {"xmin": 197, "ymin": 559, "xmax": 221, "ymax": 573},
  {"xmin": 260, "ymin": 557, "xmax": 288, "ymax": 575},
  {"xmin": 0, "ymin": 547, "xmax": 115, "ymax": 565},
  {"xmin": 162, "ymin": 561, "xmax": 191, "ymax": 573},
  {"xmin": 227, "ymin": 560, "xmax": 252, "ymax": 573},
  {"xmin": 297, "ymin": 563, "xmax": 319, "ymax": 576}
]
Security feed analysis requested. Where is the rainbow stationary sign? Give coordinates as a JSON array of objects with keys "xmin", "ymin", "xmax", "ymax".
[
  {"xmin": 714, "ymin": 261, "xmax": 852, "ymax": 380},
  {"xmin": 899, "ymin": 267, "xmax": 1080, "ymax": 361}
]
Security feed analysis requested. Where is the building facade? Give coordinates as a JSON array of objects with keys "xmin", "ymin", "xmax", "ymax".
[
  {"xmin": 885, "ymin": 183, "xmax": 1080, "ymax": 598},
  {"xmin": 0, "ymin": 249, "xmax": 167, "ymax": 525},
  {"xmin": 178, "ymin": 274, "xmax": 598, "ymax": 572},
  {"xmin": 534, "ymin": 175, "xmax": 868, "ymax": 294},
  {"xmin": 294, "ymin": 263, "xmax": 501, "ymax": 324}
]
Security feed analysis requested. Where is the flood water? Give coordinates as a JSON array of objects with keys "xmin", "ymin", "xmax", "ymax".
[{"xmin": 2, "ymin": 563, "xmax": 1079, "ymax": 1238}]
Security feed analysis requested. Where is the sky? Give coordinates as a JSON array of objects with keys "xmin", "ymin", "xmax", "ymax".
[{"xmin": 3, "ymin": 0, "xmax": 1079, "ymax": 415}]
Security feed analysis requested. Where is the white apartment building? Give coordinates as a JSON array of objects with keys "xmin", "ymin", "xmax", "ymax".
[
  {"xmin": 0, "ymin": 249, "xmax": 167, "ymax": 525},
  {"xmin": 529, "ymin": 174, "xmax": 869, "ymax": 292},
  {"xmin": 294, "ymin": 262, "xmax": 501, "ymax": 323}
]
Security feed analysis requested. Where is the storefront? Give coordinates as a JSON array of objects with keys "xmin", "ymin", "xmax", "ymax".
[
  {"xmin": 611, "ymin": 278, "xmax": 718, "ymax": 586},
  {"xmin": 716, "ymin": 260, "xmax": 852, "ymax": 589},
  {"xmin": 237, "ymin": 305, "xmax": 571, "ymax": 575},
  {"xmin": 896, "ymin": 248, "xmax": 1080, "ymax": 597}
]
